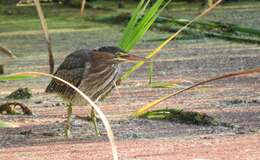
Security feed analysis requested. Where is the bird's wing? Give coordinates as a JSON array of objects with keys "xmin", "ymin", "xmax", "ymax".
[{"xmin": 45, "ymin": 49, "xmax": 91, "ymax": 99}]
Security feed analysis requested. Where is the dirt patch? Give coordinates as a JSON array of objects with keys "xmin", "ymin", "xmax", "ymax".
[
  {"xmin": 1, "ymin": 40, "xmax": 260, "ymax": 158},
  {"xmin": 1, "ymin": 2, "xmax": 260, "ymax": 158},
  {"xmin": 0, "ymin": 134, "xmax": 259, "ymax": 160}
]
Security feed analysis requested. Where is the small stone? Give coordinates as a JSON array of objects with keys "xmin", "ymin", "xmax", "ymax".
[
  {"xmin": 6, "ymin": 88, "xmax": 32, "ymax": 100},
  {"xmin": 19, "ymin": 130, "xmax": 32, "ymax": 136},
  {"xmin": 55, "ymin": 102, "xmax": 64, "ymax": 106},
  {"xmin": 72, "ymin": 120, "xmax": 83, "ymax": 127},
  {"xmin": 42, "ymin": 132, "xmax": 56, "ymax": 137},
  {"xmin": 34, "ymin": 100, "xmax": 42, "ymax": 104}
]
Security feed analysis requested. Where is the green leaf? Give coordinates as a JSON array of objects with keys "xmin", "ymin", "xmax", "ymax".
[
  {"xmin": 0, "ymin": 120, "xmax": 18, "ymax": 128},
  {"xmin": 149, "ymin": 82, "xmax": 178, "ymax": 88},
  {"xmin": 140, "ymin": 109, "xmax": 220, "ymax": 126},
  {"xmin": 0, "ymin": 74, "xmax": 34, "ymax": 81},
  {"xmin": 119, "ymin": 0, "xmax": 146, "ymax": 49},
  {"xmin": 121, "ymin": 0, "xmax": 223, "ymax": 81}
]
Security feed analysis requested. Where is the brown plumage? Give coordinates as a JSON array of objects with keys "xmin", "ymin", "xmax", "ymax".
[
  {"xmin": 45, "ymin": 46, "xmax": 144, "ymax": 136},
  {"xmin": 46, "ymin": 46, "xmax": 124, "ymax": 104}
]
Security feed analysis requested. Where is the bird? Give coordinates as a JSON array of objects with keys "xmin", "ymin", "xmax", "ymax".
[{"xmin": 46, "ymin": 46, "xmax": 144, "ymax": 137}]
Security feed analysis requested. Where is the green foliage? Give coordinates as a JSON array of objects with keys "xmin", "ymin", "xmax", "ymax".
[
  {"xmin": 0, "ymin": 120, "xmax": 16, "ymax": 128},
  {"xmin": 148, "ymin": 62, "xmax": 178, "ymax": 88},
  {"xmin": 118, "ymin": 0, "xmax": 171, "ymax": 52},
  {"xmin": 140, "ymin": 109, "xmax": 220, "ymax": 126},
  {"xmin": 0, "ymin": 74, "xmax": 34, "ymax": 81}
]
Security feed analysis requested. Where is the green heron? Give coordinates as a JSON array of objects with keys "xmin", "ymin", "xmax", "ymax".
[{"xmin": 46, "ymin": 46, "xmax": 144, "ymax": 137}]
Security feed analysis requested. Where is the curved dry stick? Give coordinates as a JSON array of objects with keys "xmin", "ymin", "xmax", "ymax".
[
  {"xmin": 34, "ymin": 0, "xmax": 54, "ymax": 74},
  {"xmin": 133, "ymin": 67, "xmax": 260, "ymax": 117},
  {"xmin": 0, "ymin": 46, "xmax": 16, "ymax": 58},
  {"xmin": 11, "ymin": 72, "xmax": 118, "ymax": 160}
]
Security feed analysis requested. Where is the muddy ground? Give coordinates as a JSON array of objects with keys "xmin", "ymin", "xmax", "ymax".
[{"xmin": 0, "ymin": 2, "xmax": 260, "ymax": 160}]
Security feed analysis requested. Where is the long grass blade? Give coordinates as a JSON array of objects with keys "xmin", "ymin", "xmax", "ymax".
[
  {"xmin": 121, "ymin": 0, "xmax": 223, "ymax": 80},
  {"xmin": 119, "ymin": 0, "xmax": 171, "ymax": 52},
  {"xmin": 124, "ymin": 0, "xmax": 170, "ymax": 51},
  {"xmin": 1, "ymin": 72, "xmax": 118, "ymax": 160},
  {"xmin": 34, "ymin": 0, "xmax": 54, "ymax": 74},
  {"xmin": 132, "ymin": 67, "xmax": 260, "ymax": 117},
  {"xmin": 121, "ymin": 0, "xmax": 151, "ymax": 51},
  {"xmin": 119, "ymin": 0, "xmax": 146, "ymax": 49},
  {"xmin": 0, "ymin": 74, "xmax": 35, "ymax": 81}
]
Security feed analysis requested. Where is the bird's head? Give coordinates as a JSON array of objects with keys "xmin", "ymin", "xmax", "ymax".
[{"xmin": 92, "ymin": 46, "xmax": 145, "ymax": 63}]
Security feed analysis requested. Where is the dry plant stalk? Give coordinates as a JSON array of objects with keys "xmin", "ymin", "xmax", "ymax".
[
  {"xmin": 0, "ymin": 46, "xmax": 16, "ymax": 58},
  {"xmin": 121, "ymin": 0, "xmax": 223, "ymax": 80},
  {"xmin": 1, "ymin": 72, "xmax": 118, "ymax": 160},
  {"xmin": 34, "ymin": 0, "xmax": 54, "ymax": 74},
  {"xmin": 80, "ymin": 0, "xmax": 87, "ymax": 16},
  {"xmin": 133, "ymin": 67, "xmax": 260, "ymax": 117},
  {"xmin": 0, "ymin": 46, "xmax": 16, "ymax": 74}
]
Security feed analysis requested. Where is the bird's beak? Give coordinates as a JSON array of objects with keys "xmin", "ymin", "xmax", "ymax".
[{"xmin": 114, "ymin": 53, "xmax": 146, "ymax": 62}]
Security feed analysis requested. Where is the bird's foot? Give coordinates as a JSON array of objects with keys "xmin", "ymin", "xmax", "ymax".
[
  {"xmin": 75, "ymin": 115, "xmax": 100, "ymax": 136},
  {"xmin": 64, "ymin": 122, "xmax": 71, "ymax": 138}
]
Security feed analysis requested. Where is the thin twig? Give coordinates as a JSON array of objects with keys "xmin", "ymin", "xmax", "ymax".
[
  {"xmin": 80, "ymin": 0, "xmax": 86, "ymax": 16},
  {"xmin": 0, "ymin": 46, "xmax": 16, "ymax": 58},
  {"xmin": 133, "ymin": 67, "xmax": 260, "ymax": 117},
  {"xmin": 34, "ymin": 0, "xmax": 54, "ymax": 74}
]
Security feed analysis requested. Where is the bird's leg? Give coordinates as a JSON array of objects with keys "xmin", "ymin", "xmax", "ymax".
[
  {"xmin": 64, "ymin": 103, "xmax": 72, "ymax": 138},
  {"xmin": 91, "ymin": 107, "xmax": 100, "ymax": 136}
]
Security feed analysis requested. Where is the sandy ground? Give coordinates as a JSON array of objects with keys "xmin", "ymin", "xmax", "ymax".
[
  {"xmin": 1, "ymin": 134, "xmax": 259, "ymax": 160},
  {"xmin": 1, "ymin": 2, "xmax": 260, "ymax": 158},
  {"xmin": 1, "ymin": 40, "xmax": 260, "ymax": 159}
]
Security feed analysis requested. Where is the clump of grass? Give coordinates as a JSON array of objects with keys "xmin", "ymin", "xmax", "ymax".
[
  {"xmin": 133, "ymin": 67, "xmax": 260, "ymax": 117},
  {"xmin": 118, "ymin": 0, "xmax": 171, "ymax": 52},
  {"xmin": 140, "ymin": 109, "xmax": 220, "ymax": 126},
  {"xmin": 121, "ymin": 0, "xmax": 223, "ymax": 80}
]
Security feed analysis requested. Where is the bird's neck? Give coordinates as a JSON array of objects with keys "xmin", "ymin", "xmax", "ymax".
[
  {"xmin": 89, "ymin": 62, "xmax": 115, "ymax": 73},
  {"xmin": 83, "ymin": 63, "xmax": 120, "ymax": 100}
]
